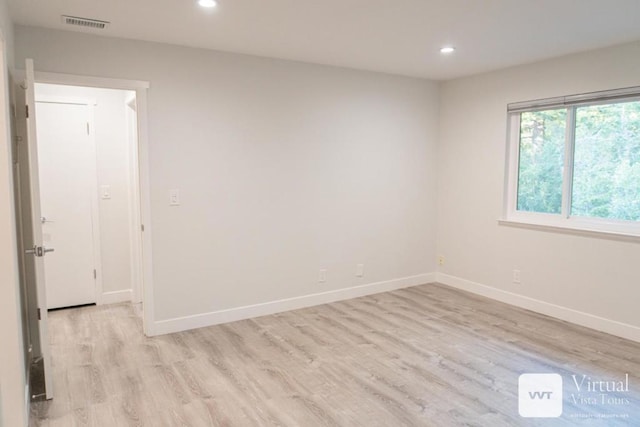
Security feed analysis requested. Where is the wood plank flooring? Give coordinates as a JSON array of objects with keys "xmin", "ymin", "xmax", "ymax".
[{"xmin": 29, "ymin": 283, "xmax": 640, "ymax": 426}]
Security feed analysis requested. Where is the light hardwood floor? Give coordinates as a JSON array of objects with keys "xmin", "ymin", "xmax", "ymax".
[{"xmin": 30, "ymin": 283, "xmax": 639, "ymax": 426}]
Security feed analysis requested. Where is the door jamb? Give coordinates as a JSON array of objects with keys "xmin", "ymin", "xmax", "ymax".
[{"xmin": 124, "ymin": 94, "xmax": 143, "ymax": 305}]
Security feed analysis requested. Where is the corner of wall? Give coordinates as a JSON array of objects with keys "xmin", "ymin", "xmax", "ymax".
[
  {"xmin": 436, "ymin": 273, "xmax": 640, "ymax": 343},
  {"xmin": 0, "ymin": 0, "xmax": 14, "ymax": 69}
]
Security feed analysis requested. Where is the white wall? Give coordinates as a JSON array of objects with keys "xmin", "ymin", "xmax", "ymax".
[
  {"xmin": 0, "ymin": 1, "xmax": 27, "ymax": 426},
  {"xmin": 437, "ymin": 41, "xmax": 640, "ymax": 337},
  {"xmin": 15, "ymin": 26, "xmax": 439, "ymax": 328},
  {"xmin": 35, "ymin": 84, "xmax": 134, "ymax": 300},
  {"xmin": 12, "ymin": 26, "xmax": 640, "ymax": 344}
]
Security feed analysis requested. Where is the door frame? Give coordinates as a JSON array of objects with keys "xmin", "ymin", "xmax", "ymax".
[
  {"xmin": 125, "ymin": 94, "xmax": 144, "ymax": 305},
  {"xmin": 34, "ymin": 96, "xmax": 102, "ymax": 308},
  {"xmin": 30, "ymin": 71, "xmax": 154, "ymax": 336}
]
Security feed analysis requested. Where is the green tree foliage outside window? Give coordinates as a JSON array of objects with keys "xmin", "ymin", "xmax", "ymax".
[
  {"xmin": 573, "ymin": 102, "xmax": 640, "ymax": 221},
  {"xmin": 516, "ymin": 101, "xmax": 640, "ymax": 222},
  {"xmin": 517, "ymin": 109, "xmax": 565, "ymax": 214}
]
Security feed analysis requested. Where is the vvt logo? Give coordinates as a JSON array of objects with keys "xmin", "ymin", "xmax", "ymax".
[
  {"xmin": 519, "ymin": 373, "xmax": 563, "ymax": 418},
  {"xmin": 528, "ymin": 391, "xmax": 554, "ymax": 400}
]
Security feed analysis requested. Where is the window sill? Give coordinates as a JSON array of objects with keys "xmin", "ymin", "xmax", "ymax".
[{"xmin": 497, "ymin": 218, "xmax": 640, "ymax": 243}]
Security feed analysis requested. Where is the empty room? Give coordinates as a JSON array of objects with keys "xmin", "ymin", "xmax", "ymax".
[{"xmin": 1, "ymin": 1, "xmax": 639, "ymax": 426}]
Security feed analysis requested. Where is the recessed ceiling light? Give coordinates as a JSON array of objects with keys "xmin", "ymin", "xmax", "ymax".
[
  {"xmin": 198, "ymin": 0, "xmax": 217, "ymax": 8},
  {"xmin": 440, "ymin": 46, "xmax": 455, "ymax": 54}
]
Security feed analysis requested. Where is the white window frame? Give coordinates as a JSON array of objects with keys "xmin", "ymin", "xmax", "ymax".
[{"xmin": 501, "ymin": 86, "xmax": 640, "ymax": 241}]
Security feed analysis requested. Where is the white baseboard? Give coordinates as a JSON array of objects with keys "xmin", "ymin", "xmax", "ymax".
[
  {"xmin": 98, "ymin": 289, "xmax": 132, "ymax": 305},
  {"xmin": 436, "ymin": 273, "xmax": 640, "ymax": 343},
  {"xmin": 152, "ymin": 273, "xmax": 435, "ymax": 336}
]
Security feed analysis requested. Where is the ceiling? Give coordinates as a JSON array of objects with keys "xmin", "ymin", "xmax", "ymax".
[{"xmin": 8, "ymin": 0, "xmax": 640, "ymax": 80}]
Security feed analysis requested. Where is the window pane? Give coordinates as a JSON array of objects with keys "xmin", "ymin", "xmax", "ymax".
[
  {"xmin": 517, "ymin": 109, "xmax": 566, "ymax": 214},
  {"xmin": 572, "ymin": 101, "xmax": 640, "ymax": 221}
]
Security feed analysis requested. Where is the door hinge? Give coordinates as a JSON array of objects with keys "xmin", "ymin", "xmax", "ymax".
[
  {"xmin": 37, "ymin": 308, "xmax": 41, "ymax": 320},
  {"xmin": 141, "ymin": 224, "xmax": 145, "ymax": 232},
  {"xmin": 25, "ymin": 105, "xmax": 29, "ymax": 118},
  {"xmin": 93, "ymin": 269, "xmax": 97, "ymax": 279},
  {"xmin": 86, "ymin": 122, "xmax": 90, "ymax": 135}
]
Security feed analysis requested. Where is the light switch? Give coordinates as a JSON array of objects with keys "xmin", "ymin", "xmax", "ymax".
[
  {"xmin": 100, "ymin": 185, "xmax": 111, "ymax": 199},
  {"xmin": 169, "ymin": 189, "xmax": 180, "ymax": 206}
]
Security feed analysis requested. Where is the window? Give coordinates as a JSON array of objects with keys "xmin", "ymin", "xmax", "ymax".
[{"xmin": 504, "ymin": 87, "xmax": 640, "ymax": 238}]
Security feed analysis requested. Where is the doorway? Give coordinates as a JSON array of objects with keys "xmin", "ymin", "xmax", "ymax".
[
  {"xmin": 12, "ymin": 64, "xmax": 153, "ymax": 401},
  {"xmin": 34, "ymin": 84, "xmax": 140, "ymax": 309}
]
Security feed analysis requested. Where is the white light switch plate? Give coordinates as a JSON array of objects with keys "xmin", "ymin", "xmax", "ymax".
[
  {"xmin": 169, "ymin": 189, "xmax": 180, "ymax": 206},
  {"xmin": 100, "ymin": 185, "xmax": 111, "ymax": 199}
]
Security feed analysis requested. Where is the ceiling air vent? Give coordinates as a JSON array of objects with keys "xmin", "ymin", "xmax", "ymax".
[{"xmin": 61, "ymin": 15, "xmax": 110, "ymax": 30}]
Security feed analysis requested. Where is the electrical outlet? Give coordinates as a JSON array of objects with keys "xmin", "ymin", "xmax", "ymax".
[
  {"xmin": 513, "ymin": 269, "xmax": 521, "ymax": 284},
  {"xmin": 438, "ymin": 255, "xmax": 445, "ymax": 266},
  {"xmin": 318, "ymin": 269, "xmax": 327, "ymax": 283},
  {"xmin": 356, "ymin": 264, "xmax": 364, "ymax": 277}
]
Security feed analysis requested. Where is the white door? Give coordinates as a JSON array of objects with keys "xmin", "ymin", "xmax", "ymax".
[
  {"xmin": 36, "ymin": 100, "xmax": 98, "ymax": 309},
  {"xmin": 21, "ymin": 58, "xmax": 53, "ymax": 399}
]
